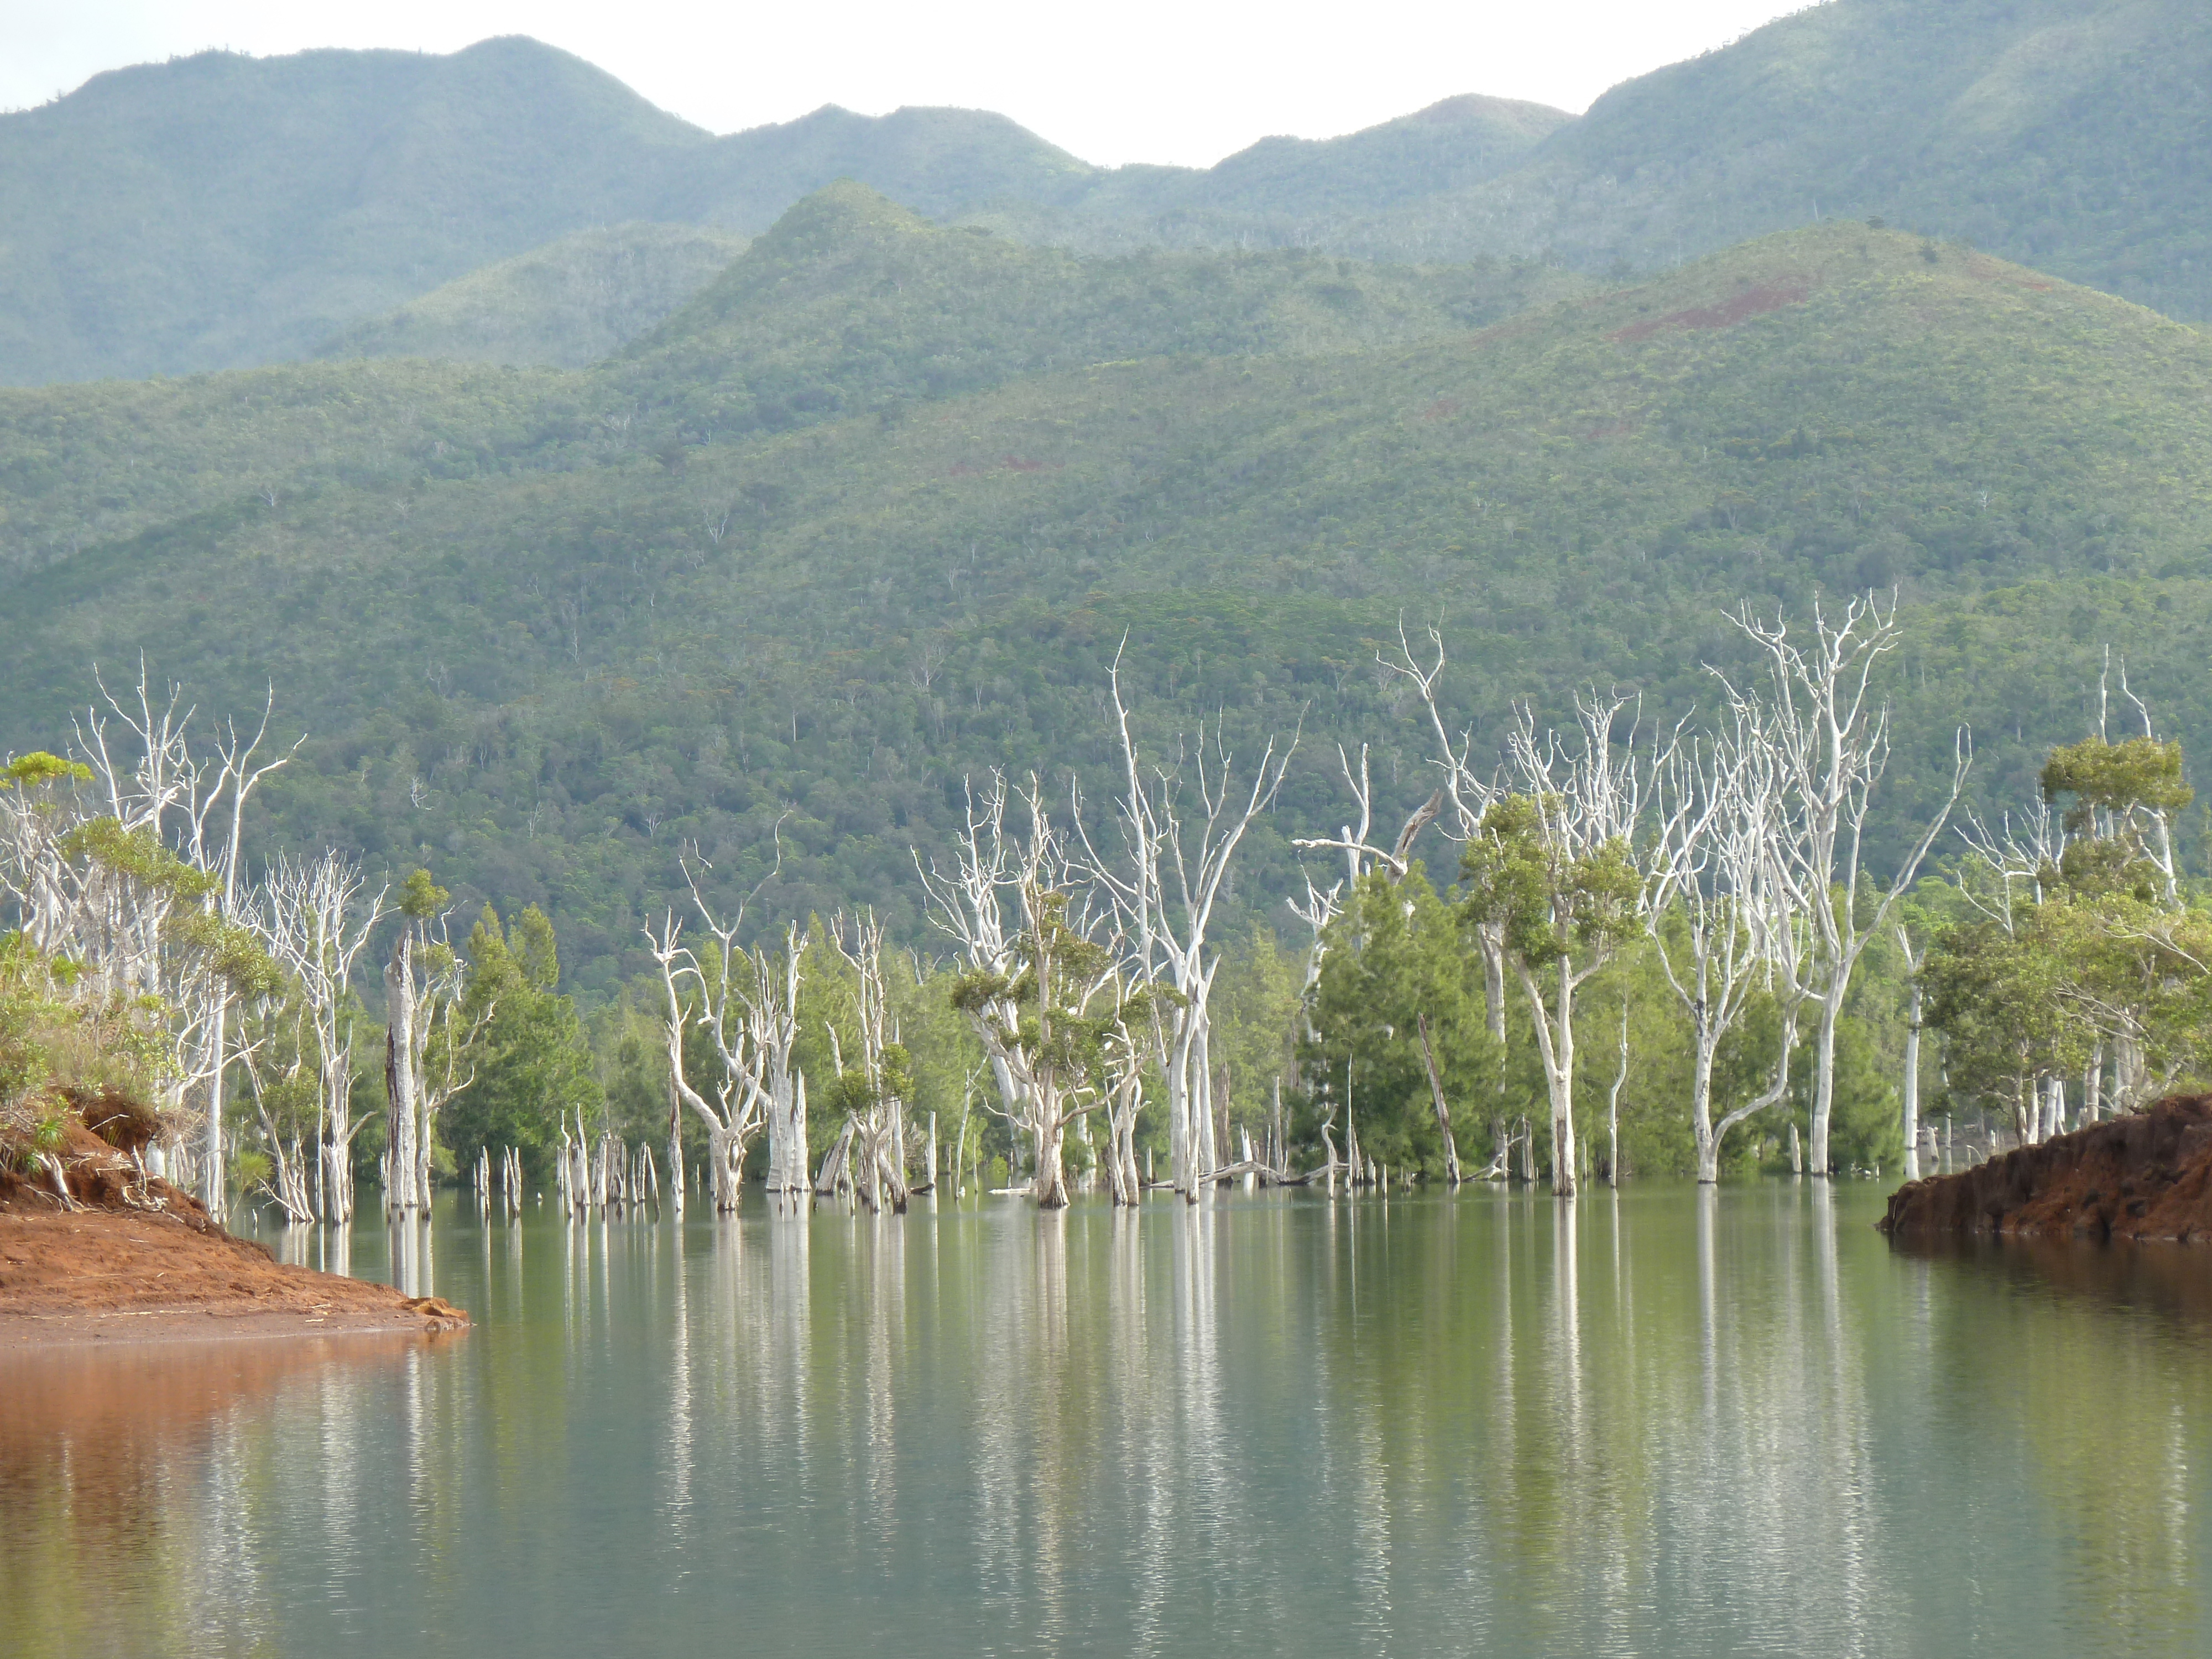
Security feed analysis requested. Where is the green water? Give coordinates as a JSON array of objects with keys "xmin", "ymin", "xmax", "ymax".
[{"xmin": 6, "ymin": 1182, "xmax": 2211, "ymax": 1657}]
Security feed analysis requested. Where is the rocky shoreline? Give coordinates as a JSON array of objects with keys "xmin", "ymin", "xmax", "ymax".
[{"xmin": 1880, "ymin": 1094, "xmax": 2212, "ymax": 1244}]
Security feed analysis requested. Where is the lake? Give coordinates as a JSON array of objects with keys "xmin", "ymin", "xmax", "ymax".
[{"xmin": 4, "ymin": 1182, "xmax": 2209, "ymax": 1658}]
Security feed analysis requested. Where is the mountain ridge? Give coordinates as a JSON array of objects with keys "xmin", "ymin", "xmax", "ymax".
[{"xmin": 15, "ymin": 1, "xmax": 2206, "ymax": 384}]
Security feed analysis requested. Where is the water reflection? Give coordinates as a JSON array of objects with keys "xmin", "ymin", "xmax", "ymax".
[
  {"xmin": 1893, "ymin": 1229, "xmax": 2211, "ymax": 1648},
  {"xmin": 0, "ymin": 1336, "xmax": 418, "ymax": 1656},
  {"xmin": 5, "ymin": 1188, "xmax": 2210, "ymax": 1658}
]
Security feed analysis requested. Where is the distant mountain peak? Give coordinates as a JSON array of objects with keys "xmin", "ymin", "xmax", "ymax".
[
  {"xmin": 758, "ymin": 180, "xmax": 937, "ymax": 248},
  {"xmin": 1404, "ymin": 92, "xmax": 1573, "ymax": 129}
]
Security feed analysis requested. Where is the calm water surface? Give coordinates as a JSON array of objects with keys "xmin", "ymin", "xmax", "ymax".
[{"xmin": 5, "ymin": 1182, "xmax": 2210, "ymax": 1658}]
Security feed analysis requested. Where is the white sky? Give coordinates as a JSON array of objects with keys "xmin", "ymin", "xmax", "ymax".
[{"xmin": 1, "ymin": 1, "xmax": 1811, "ymax": 168}]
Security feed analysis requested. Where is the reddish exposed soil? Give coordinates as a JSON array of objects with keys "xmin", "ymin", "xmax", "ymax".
[
  {"xmin": 1610, "ymin": 281, "xmax": 1813, "ymax": 344},
  {"xmin": 1, "ymin": 1112, "xmax": 466, "ymax": 1346},
  {"xmin": 1880, "ymin": 1095, "xmax": 2212, "ymax": 1244}
]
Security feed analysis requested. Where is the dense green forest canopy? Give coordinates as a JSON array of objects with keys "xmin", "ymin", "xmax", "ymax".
[
  {"xmin": 5, "ymin": 1, "xmax": 2208, "ymax": 384},
  {"xmin": 4, "ymin": 191, "xmax": 2211, "ymax": 999}
]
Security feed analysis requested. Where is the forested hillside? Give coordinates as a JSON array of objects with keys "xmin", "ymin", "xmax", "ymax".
[
  {"xmin": 8, "ymin": 1, "xmax": 2207, "ymax": 385},
  {"xmin": 0, "ymin": 38, "xmax": 1092, "ymax": 384},
  {"xmin": 4, "ymin": 194, "xmax": 2210, "ymax": 994},
  {"xmin": 315, "ymin": 223, "xmax": 754, "ymax": 368},
  {"xmin": 1009, "ymin": 1, "xmax": 2212, "ymax": 324},
  {"xmin": 1433, "ymin": 0, "xmax": 2212, "ymax": 320}
]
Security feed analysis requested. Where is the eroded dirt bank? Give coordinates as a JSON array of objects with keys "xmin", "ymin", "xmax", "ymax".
[
  {"xmin": 1, "ymin": 1107, "xmax": 466, "ymax": 1345},
  {"xmin": 1881, "ymin": 1094, "xmax": 2212, "ymax": 1243}
]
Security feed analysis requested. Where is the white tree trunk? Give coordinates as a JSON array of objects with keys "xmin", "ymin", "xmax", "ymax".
[
  {"xmin": 383, "ymin": 937, "xmax": 422, "ymax": 1212},
  {"xmin": 1901, "ymin": 978, "xmax": 1923, "ymax": 1180},
  {"xmin": 203, "ymin": 999, "xmax": 227, "ymax": 1216},
  {"xmin": 1520, "ymin": 957, "xmax": 1579, "ymax": 1198},
  {"xmin": 668, "ymin": 1077, "xmax": 686, "ymax": 1220},
  {"xmin": 1417, "ymin": 1013, "xmax": 1462, "ymax": 1184},
  {"xmin": 1691, "ymin": 1027, "xmax": 1723, "ymax": 1183},
  {"xmin": 1191, "ymin": 1011, "xmax": 1218, "ymax": 1183}
]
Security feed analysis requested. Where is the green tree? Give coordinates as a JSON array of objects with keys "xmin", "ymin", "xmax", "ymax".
[
  {"xmin": 440, "ymin": 904, "xmax": 603, "ymax": 1183},
  {"xmin": 1209, "ymin": 922, "xmax": 1303, "ymax": 1158},
  {"xmin": 1302, "ymin": 867, "xmax": 1494, "ymax": 1180},
  {"xmin": 1460, "ymin": 786, "xmax": 1643, "ymax": 1195}
]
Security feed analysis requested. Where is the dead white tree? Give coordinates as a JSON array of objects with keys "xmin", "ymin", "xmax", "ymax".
[
  {"xmin": 1378, "ymin": 623, "xmax": 1508, "ymax": 1044},
  {"xmin": 1084, "ymin": 648, "xmax": 1295, "ymax": 1196},
  {"xmin": 254, "ymin": 851, "xmax": 388, "ymax": 1222},
  {"xmin": 1361, "ymin": 622, "xmax": 1526, "ymax": 1171},
  {"xmin": 231, "ymin": 994, "xmax": 317, "ymax": 1225},
  {"xmin": 382, "ymin": 870, "xmax": 487, "ymax": 1213},
  {"xmin": 1895, "ymin": 920, "xmax": 1927, "ymax": 1177},
  {"xmin": 1721, "ymin": 593, "xmax": 1968, "ymax": 1176},
  {"xmin": 173, "ymin": 690, "xmax": 298, "ymax": 1214},
  {"xmin": 925, "ymin": 775, "xmax": 1117, "ymax": 1208},
  {"xmin": 1646, "ymin": 706, "xmax": 1807, "ymax": 1182},
  {"xmin": 826, "ymin": 910, "xmax": 914, "ymax": 1212},
  {"xmin": 1294, "ymin": 740, "xmax": 1459, "ymax": 1178},
  {"xmin": 919, "ymin": 774, "xmax": 1031, "ymax": 1171},
  {"xmin": 1097, "ymin": 975, "xmax": 1155, "ymax": 1204},
  {"xmin": 1462, "ymin": 691, "xmax": 1661, "ymax": 1197},
  {"xmin": 644, "ymin": 841, "xmax": 806, "ymax": 1213}
]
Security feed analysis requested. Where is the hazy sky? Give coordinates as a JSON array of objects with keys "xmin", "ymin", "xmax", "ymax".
[{"xmin": 2, "ymin": 1, "xmax": 1810, "ymax": 167}]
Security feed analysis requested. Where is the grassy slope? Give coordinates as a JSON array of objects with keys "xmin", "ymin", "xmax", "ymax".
[
  {"xmin": 4, "ymin": 209, "xmax": 2209, "ymax": 987},
  {"xmin": 315, "ymin": 224, "xmax": 753, "ymax": 368}
]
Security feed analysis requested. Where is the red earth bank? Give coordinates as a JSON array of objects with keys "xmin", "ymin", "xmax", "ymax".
[
  {"xmin": 1, "ymin": 1110, "xmax": 467, "ymax": 1345},
  {"xmin": 1880, "ymin": 1095, "xmax": 2212, "ymax": 1243}
]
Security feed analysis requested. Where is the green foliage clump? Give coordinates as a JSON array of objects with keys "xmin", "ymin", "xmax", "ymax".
[
  {"xmin": 1926, "ymin": 731, "xmax": 2212, "ymax": 1132},
  {"xmin": 439, "ymin": 904, "xmax": 603, "ymax": 1181},
  {"xmin": 1299, "ymin": 868, "xmax": 1493, "ymax": 1176}
]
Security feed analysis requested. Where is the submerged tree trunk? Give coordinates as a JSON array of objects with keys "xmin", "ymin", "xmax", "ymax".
[
  {"xmin": 1703, "ymin": 1013, "xmax": 1797, "ymax": 1185},
  {"xmin": 1606, "ymin": 1000, "xmax": 1629, "ymax": 1190},
  {"xmin": 383, "ymin": 937, "xmax": 422, "ymax": 1212},
  {"xmin": 815, "ymin": 1119, "xmax": 855, "ymax": 1198},
  {"xmin": 1808, "ymin": 989, "xmax": 1841, "ymax": 1178},
  {"xmin": 1522, "ymin": 956, "xmax": 1578, "ymax": 1198},
  {"xmin": 1416, "ymin": 1013, "xmax": 1462, "ymax": 1185},
  {"xmin": 1032, "ymin": 1114, "xmax": 1070, "ymax": 1209},
  {"xmin": 1901, "ymin": 957, "xmax": 1924, "ymax": 1180},
  {"xmin": 667, "ymin": 1077, "xmax": 686, "ymax": 1220}
]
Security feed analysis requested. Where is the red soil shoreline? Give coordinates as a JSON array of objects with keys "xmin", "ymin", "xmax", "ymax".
[
  {"xmin": 1, "ymin": 1114, "xmax": 466, "ymax": 1348},
  {"xmin": 1880, "ymin": 1094, "xmax": 2212, "ymax": 1243}
]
